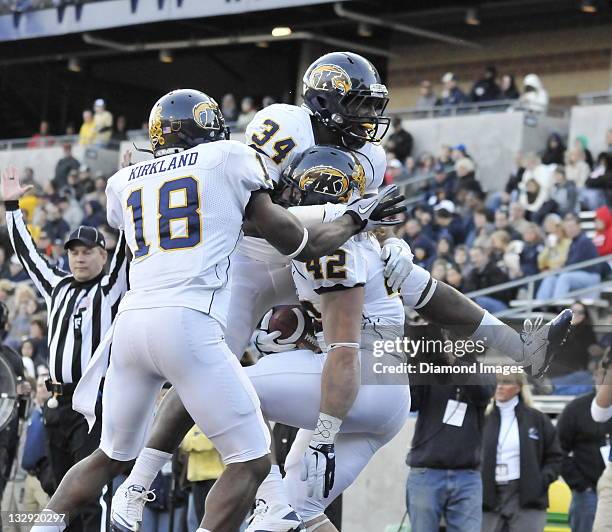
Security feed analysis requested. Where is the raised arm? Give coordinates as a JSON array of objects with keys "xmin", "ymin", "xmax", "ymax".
[
  {"xmin": 2, "ymin": 167, "xmax": 67, "ymax": 302},
  {"xmin": 245, "ymin": 186, "xmax": 406, "ymax": 261}
]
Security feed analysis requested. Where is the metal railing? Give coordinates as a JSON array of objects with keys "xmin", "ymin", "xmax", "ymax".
[
  {"xmin": 388, "ymin": 100, "xmax": 570, "ymax": 120},
  {"xmin": 463, "ymin": 254, "xmax": 612, "ymax": 317},
  {"xmin": 578, "ymin": 91, "xmax": 612, "ymax": 106}
]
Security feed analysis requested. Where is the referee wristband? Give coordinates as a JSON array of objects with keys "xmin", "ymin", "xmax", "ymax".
[
  {"xmin": 4, "ymin": 200, "xmax": 19, "ymax": 211},
  {"xmin": 286, "ymin": 227, "xmax": 309, "ymax": 259}
]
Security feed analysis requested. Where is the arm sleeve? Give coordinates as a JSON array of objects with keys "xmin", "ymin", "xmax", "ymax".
[
  {"xmin": 4, "ymin": 204, "xmax": 67, "ymax": 301},
  {"xmin": 591, "ymin": 397, "xmax": 612, "ymax": 422},
  {"xmin": 101, "ymin": 230, "xmax": 129, "ymax": 300}
]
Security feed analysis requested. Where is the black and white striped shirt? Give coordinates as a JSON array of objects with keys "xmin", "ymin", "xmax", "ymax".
[{"xmin": 5, "ymin": 205, "xmax": 128, "ymax": 385}]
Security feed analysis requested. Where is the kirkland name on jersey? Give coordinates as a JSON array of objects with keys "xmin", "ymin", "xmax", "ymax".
[
  {"xmin": 239, "ymin": 103, "xmax": 387, "ymax": 263},
  {"xmin": 105, "ymin": 140, "xmax": 271, "ymax": 327}
]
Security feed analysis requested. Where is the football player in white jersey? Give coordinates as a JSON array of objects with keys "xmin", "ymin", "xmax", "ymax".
[
  {"xmin": 29, "ymin": 90, "xmax": 406, "ymax": 532},
  {"xmin": 243, "ymin": 146, "xmax": 411, "ymax": 532}
]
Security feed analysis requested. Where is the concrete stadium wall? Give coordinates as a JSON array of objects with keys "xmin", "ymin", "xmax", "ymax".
[
  {"xmin": 568, "ymin": 103, "xmax": 612, "ymax": 157},
  {"xmin": 387, "ymin": 24, "xmax": 612, "ymax": 109},
  {"xmin": 399, "ymin": 112, "xmax": 568, "ymax": 193}
]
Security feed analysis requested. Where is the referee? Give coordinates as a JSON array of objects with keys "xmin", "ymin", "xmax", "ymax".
[{"xmin": 1, "ymin": 167, "xmax": 128, "ymax": 532}]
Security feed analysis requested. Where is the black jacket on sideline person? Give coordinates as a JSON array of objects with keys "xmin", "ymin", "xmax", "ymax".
[
  {"xmin": 482, "ymin": 398, "xmax": 562, "ymax": 510},
  {"xmin": 557, "ymin": 392, "xmax": 612, "ymax": 492},
  {"xmin": 409, "ymin": 372, "xmax": 496, "ymax": 470}
]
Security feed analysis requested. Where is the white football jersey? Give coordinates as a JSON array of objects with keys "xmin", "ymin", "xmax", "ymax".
[
  {"xmin": 239, "ymin": 103, "xmax": 387, "ymax": 263},
  {"xmin": 291, "ymin": 206, "xmax": 404, "ymax": 347},
  {"xmin": 106, "ymin": 140, "xmax": 272, "ymax": 327}
]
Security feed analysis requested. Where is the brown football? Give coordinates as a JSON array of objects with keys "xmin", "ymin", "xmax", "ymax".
[{"xmin": 267, "ymin": 305, "xmax": 319, "ymax": 352}]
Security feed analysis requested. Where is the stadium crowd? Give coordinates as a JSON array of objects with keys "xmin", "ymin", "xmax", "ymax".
[{"xmin": 0, "ymin": 82, "xmax": 611, "ymax": 531}]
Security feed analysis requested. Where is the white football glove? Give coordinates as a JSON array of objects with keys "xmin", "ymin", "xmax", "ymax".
[
  {"xmin": 381, "ymin": 238, "xmax": 413, "ymax": 293},
  {"xmin": 253, "ymin": 309, "xmax": 297, "ymax": 356},
  {"xmin": 345, "ymin": 185, "xmax": 406, "ymax": 232},
  {"xmin": 301, "ymin": 442, "xmax": 336, "ymax": 499}
]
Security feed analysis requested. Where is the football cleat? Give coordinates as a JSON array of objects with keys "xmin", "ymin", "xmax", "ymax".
[
  {"xmin": 110, "ymin": 483, "xmax": 156, "ymax": 532},
  {"xmin": 246, "ymin": 499, "xmax": 305, "ymax": 532},
  {"xmin": 521, "ymin": 309, "xmax": 572, "ymax": 378}
]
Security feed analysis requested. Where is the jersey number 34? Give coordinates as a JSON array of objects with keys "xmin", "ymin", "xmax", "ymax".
[{"xmin": 127, "ymin": 176, "xmax": 201, "ymax": 258}]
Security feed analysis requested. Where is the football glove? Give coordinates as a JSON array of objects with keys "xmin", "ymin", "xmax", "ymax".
[
  {"xmin": 345, "ymin": 185, "xmax": 406, "ymax": 232},
  {"xmin": 300, "ymin": 442, "xmax": 336, "ymax": 499},
  {"xmin": 381, "ymin": 238, "xmax": 413, "ymax": 293}
]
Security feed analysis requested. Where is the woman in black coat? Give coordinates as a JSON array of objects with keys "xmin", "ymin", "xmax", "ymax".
[{"xmin": 481, "ymin": 373, "xmax": 562, "ymax": 532}]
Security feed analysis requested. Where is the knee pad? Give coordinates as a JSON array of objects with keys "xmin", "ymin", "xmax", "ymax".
[{"xmin": 401, "ymin": 264, "xmax": 437, "ymax": 310}]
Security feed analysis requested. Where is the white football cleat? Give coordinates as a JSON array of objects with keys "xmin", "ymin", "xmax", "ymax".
[
  {"xmin": 246, "ymin": 498, "xmax": 305, "ymax": 532},
  {"xmin": 521, "ymin": 309, "xmax": 572, "ymax": 378},
  {"xmin": 110, "ymin": 483, "xmax": 156, "ymax": 532}
]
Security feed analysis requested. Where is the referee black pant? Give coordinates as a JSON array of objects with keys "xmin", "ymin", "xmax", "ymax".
[{"xmin": 43, "ymin": 395, "xmax": 105, "ymax": 532}]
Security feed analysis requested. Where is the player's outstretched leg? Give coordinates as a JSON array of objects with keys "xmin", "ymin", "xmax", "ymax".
[{"xmin": 417, "ymin": 281, "xmax": 572, "ymax": 377}]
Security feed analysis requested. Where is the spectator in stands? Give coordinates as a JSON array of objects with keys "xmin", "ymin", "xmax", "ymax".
[
  {"xmin": 454, "ymin": 157, "xmax": 482, "ymax": 198},
  {"xmin": 508, "ymin": 201, "xmax": 529, "ymax": 235},
  {"xmin": 111, "ymin": 115, "xmax": 128, "ymax": 147},
  {"xmin": 470, "ymin": 65, "xmax": 501, "ymax": 103},
  {"xmin": 465, "ymin": 206, "xmax": 493, "ymax": 248},
  {"xmin": 523, "ymin": 152, "xmax": 554, "ymax": 196},
  {"xmin": 497, "ymin": 153, "xmax": 526, "ymax": 208},
  {"xmin": 403, "ymin": 218, "xmax": 436, "ymax": 270},
  {"xmin": 565, "ymin": 147, "xmax": 591, "ymax": 189},
  {"xmin": 78, "ymin": 164, "xmax": 95, "ymax": 197},
  {"xmin": 482, "ymin": 373, "xmax": 562, "ymax": 532},
  {"xmin": 403, "ymin": 156, "xmax": 418, "ymax": 180},
  {"xmin": 583, "ymin": 152, "xmax": 611, "ymax": 209},
  {"xmin": 435, "ymin": 235, "xmax": 454, "ymax": 263},
  {"xmin": 454, "ymin": 244, "xmax": 470, "ymax": 272},
  {"xmin": 494, "ymin": 207, "xmax": 521, "ymax": 241},
  {"xmin": 541, "ymin": 133, "xmax": 565, "ymax": 166},
  {"xmin": 438, "ymin": 145, "xmax": 454, "ymax": 172},
  {"xmin": 27, "ymin": 120, "xmax": 54, "ymax": 149},
  {"xmin": 383, "ymin": 159, "xmax": 403, "ymax": 185},
  {"xmin": 236, "ymin": 96, "xmax": 257, "ymax": 130},
  {"xmin": 423, "ymin": 164, "xmax": 456, "ymax": 205},
  {"xmin": 433, "ymin": 200, "xmax": 464, "ymax": 244},
  {"xmin": 538, "ymin": 213, "xmax": 570, "ymax": 273},
  {"xmin": 574, "ymin": 136, "xmax": 594, "ymax": 169},
  {"xmin": 414, "ymin": 152, "xmax": 436, "ymax": 181},
  {"xmin": 57, "ymin": 191, "xmax": 84, "ymax": 231},
  {"xmin": 221, "ymin": 93, "xmax": 238, "ymax": 123},
  {"xmin": 558, "ymin": 390, "xmax": 612, "ymax": 532},
  {"xmin": 93, "ymin": 98, "xmax": 113, "ymax": 146},
  {"xmin": 79, "ymin": 110, "xmax": 96, "ymax": 146},
  {"xmin": 386, "ymin": 117, "xmax": 413, "ymax": 162},
  {"xmin": 536, "ymin": 213, "xmax": 602, "ymax": 300},
  {"xmin": 549, "ymin": 301, "xmax": 598, "ymax": 379},
  {"xmin": 53, "ymin": 144, "xmax": 79, "ymax": 191},
  {"xmin": 499, "ymin": 74, "xmax": 520, "ymax": 100},
  {"xmin": 41, "ymin": 203, "xmax": 69, "ymax": 241},
  {"xmin": 464, "ymin": 246, "xmax": 511, "ymax": 313},
  {"xmin": 29, "ymin": 317, "xmax": 48, "ymax": 364},
  {"xmin": 519, "ymin": 223, "xmax": 544, "ymax": 278},
  {"xmin": 412, "ymin": 204, "xmax": 436, "ymax": 240},
  {"xmin": 547, "ymin": 165, "xmax": 578, "ymax": 217},
  {"xmin": 430, "ymin": 258, "xmax": 448, "ymax": 281},
  {"xmin": 593, "ymin": 205, "xmax": 612, "ymax": 256},
  {"xmin": 444, "ymin": 264, "xmax": 463, "ymax": 291},
  {"xmin": 415, "ymin": 80, "xmax": 438, "ymax": 109},
  {"xmin": 518, "ymin": 178, "xmax": 548, "ymax": 223},
  {"xmin": 451, "ymin": 144, "xmax": 470, "ymax": 162},
  {"xmin": 518, "ymin": 73, "xmax": 549, "ymax": 112},
  {"xmin": 21, "ymin": 338, "xmax": 36, "ymax": 379},
  {"xmin": 440, "ymin": 72, "xmax": 467, "ymax": 107},
  {"xmin": 406, "ymin": 322, "xmax": 495, "ymax": 532}
]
